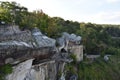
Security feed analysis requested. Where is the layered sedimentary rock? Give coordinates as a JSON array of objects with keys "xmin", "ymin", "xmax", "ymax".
[
  {"xmin": 6, "ymin": 59, "xmax": 57, "ymax": 80},
  {"xmin": 0, "ymin": 47, "xmax": 54, "ymax": 64},
  {"xmin": 25, "ymin": 60, "xmax": 57, "ymax": 80},
  {"xmin": 0, "ymin": 25, "xmax": 67, "ymax": 80},
  {"xmin": 32, "ymin": 28, "xmax": 56, "ymax": 47},
  {"xmin": 0, "ymin": 25, "xmax": 33, "ymax": 44},
  {"xmin": 0, "ymin": 25, "xmax": 83, "ymax": 80},
  {"xmin": 0, "ymin": 25, "xmax": 56, "ymax": 65},
  {"xmin": 6, "ymin": 59, "xmax": 33, "ymax": 80},
  {"xmin": 0, "ymin": 25, "xmax": 20, "ymax": 35}
]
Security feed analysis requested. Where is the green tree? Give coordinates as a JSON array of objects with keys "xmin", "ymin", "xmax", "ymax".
[{"xmin": 0, "ymin": 1, "xmax": 28, "ymax": 25}]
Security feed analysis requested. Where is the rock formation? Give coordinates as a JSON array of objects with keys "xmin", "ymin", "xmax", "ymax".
[
  {"xmin": 0, "ymin": 25, "xmax": 83, "ymax": 80},
  {"xmin": 32, "ymin": 27, "xmax": 56, "ymax": 48},
  {"xmin": 0, "ymin": 25, "xmax": 56, "ymax": 65},
  {"xmin": 58, "ymin": 32, "xmax": 83, "ymax": 62}
]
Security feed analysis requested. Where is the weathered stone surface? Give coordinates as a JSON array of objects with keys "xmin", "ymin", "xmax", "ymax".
[
  {"xmin": 58, "ymin": 32, "xmax": 83, "ymax": 62},
  {"xmin": 0, "ymin": 41, "xmax": 33, "ymax": 49},
  {"xmin": 58, "ymin": 32, "xmax": 81, "ymax": 47},
  {"xmin": 0, "ymin": 25, "xmax": 33, "ymax": 43},
  {"xmin": 32, "ymin": 28, "xmax": 56, "ymax": 48},
  {"xmin": 59, "ymin": 73, "xmax": 65, "ymax": 80},
  {"xmin": 69, "ymin": 45, "xmax": 83, "ymax": 62},
  {"xmin": 6, "ymin": 59, "xmax": 34, "ymax": 80},
  {"xmin": 0, "ymin": 26, "xmax": 56, "ymax": 64},
  {"xmin": 58, "ymin": 32, "xmax": 82, "ymax": 52},
  {"xmin": 0, "ymin": 30, "xmax": 33, "ymax": 43},
  {"xmin": 6, "ymin": 59, "xmax": 57, "ymax": 80},
  {"xmin": 0, "ymin": 47, "xmax": 55, "ymax": 64},
  {"xmin": 104, "ymin": 55, "xmax": 111, "ymax": 61},
  {"xmin": 0, "ymin": 25, "xmax": 73, "ymax": 80},
  {"xmin": 5, "ymin": 58, "xmax": 14, "ymax": 64},
  {"xmin": 85, "ymin": 54, "xmax": 100, "ymax": 61},
  {"xmin": 0, "ymin": 25, "xmax": 20, "ymax": 35}
]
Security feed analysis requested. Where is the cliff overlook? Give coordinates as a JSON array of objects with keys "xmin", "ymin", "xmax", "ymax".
[{"xmin": 0, "ymin": 25, "xmax": 83, "ymax": 80}]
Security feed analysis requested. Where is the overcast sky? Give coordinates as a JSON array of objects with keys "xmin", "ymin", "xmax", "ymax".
[{"xmin": 1, "ymin": 0, "xmax": 120, "ymax": 24}]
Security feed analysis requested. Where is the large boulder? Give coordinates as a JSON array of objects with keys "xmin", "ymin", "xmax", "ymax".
[{"xmin": 32, "ymin": 28, "xmax": 56, "ymax": 48}]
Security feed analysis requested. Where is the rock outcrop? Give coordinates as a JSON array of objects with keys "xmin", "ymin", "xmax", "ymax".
[
  {"xmin": 6, "ymin": 59, "xmax": 34, "ymax": 80},
  {"xmin": 6, "ymin": 59, "xmax": 57, "ymax": 80},
  {"xmin": 0, "ymin": 25, "xmax": 83, "ymax": 80},
  {"xmin": 0, "ymin": 25, "xmax": 56, "ymax": 65},
  {"xmin": 58, "ymin": 32, "xmax": 83, "ymax": 62},
  {"xmin": 32, "ymin": 28, "xmax": 56, "ymax": 48}
]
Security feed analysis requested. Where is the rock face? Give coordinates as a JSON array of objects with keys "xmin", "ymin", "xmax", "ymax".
[
  {"xmin": 6, "ymin": 59, "xmax": 57, "ymax": 80},
  {"xmin": 32, "ymin": 28, "xmax": 56, "ymax": 48},
  {"xmin": 69, "ymin": 45, "xmax": 83, "ymax": 62},
  {"xmin": 0, "ymin": 25, "xmax": 56, "ymax": 49},
  {"xmin": 0, "ymin": 25, "xmax": 56, "ymax": 65},
  {"xmin": 58, "ymin": 32, "xmax": 83, "ymax": 62},
  {"xmin": 0, "ymin": 25, "xmax": 20, "ymax": 35},
  {"xmin": 1, "ymin": 47, "xmax": 54, "ymax": 65},
  {"xmin": 0, "ymin": 25, "xmax": 83, "ymax": 80},
  {"xmin": 58, "ymin": 32, "xmax": 81, "ymax": 47},
  {"xmin": 0, "ymin": 41, "xmax": 33, "ymax": 49},
  {"xmin": 6, "ymin": 59, "xmax": 34, "ymax": 80},
  {"xmin": 0, "ymin": 25, "xmax": 68, "ymax": 80},
  {"xmin": 25, "ymin": 60, "xmax": 57, "ymax": 80},
  {"xmin": 0, "ymin": 25, "xmax": 33, "ymax": 45}
]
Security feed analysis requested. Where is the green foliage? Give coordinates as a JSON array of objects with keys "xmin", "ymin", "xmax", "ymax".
[
  {"xmin": 0, "ymin": 1, "xmax": 28, "ymax": 25},
  {"xmin": 70, "ymin": 54, "xmax": 77, "ymax": 64},
  {"xmin": 104, "ymin": 47, "xmax": 118, "ymax": 55},
  {"xmin": 66, "ymin": 54, "xmax": 120, "ymax": 80},
  {"xmin": 78, "ymin": 56, "xmax": 120, "ymax": 80},
  {"xmin": 0, "ymin": 64, "xmax": 12, "ymax": 80},
  {"xmin": 65, "ymin": 63, "xmax": 77, "ymax": 75}
]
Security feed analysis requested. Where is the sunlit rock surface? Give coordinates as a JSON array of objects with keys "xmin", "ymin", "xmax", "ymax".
[
  {"xmin": 0, "ymin": 25, "xmax": 83, "ymax": 80},
  {"xmin": 0, "ymin": 41, "xmax": 33, "ymax": 49},
  {"xmin": 6, "ymin": 59, "xmax": 33, "ymax": 80},
  {"xmin": 32, "ymin": 28, "xmax": 56, "ymax": 48},
  {"xmin": 69, "ymin": 45, "xmax": 83, "ymax": 62},
  {"xmin": 0, "ymin": 26, "xmax": 56, "ymax": 64},
  {"xmin": 0, "ymin": 25, "xmax": 20, "ymax": 35},
  {"xmin": 6, "ymin": 59, "xmax": 58, "ymax": 80},
  {"xmin": 58, "ymin": 32, "xmax": 83, "ymax": 62},
  {"xmin": 58, "ymin": 32, "xmax": 81, "ymax": 47},
  {"xmin": 25, "ymin": 60, "xmax": 57, "ymax": 80}
]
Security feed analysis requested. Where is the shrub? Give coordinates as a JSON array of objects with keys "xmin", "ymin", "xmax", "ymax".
[
  {"xmin": 70, "ymin": 54, "xmax": 77, "ymax": 64},
  {"xmin": 0, "ymin": 64, "xmax": 12, "ymax": 80}
]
